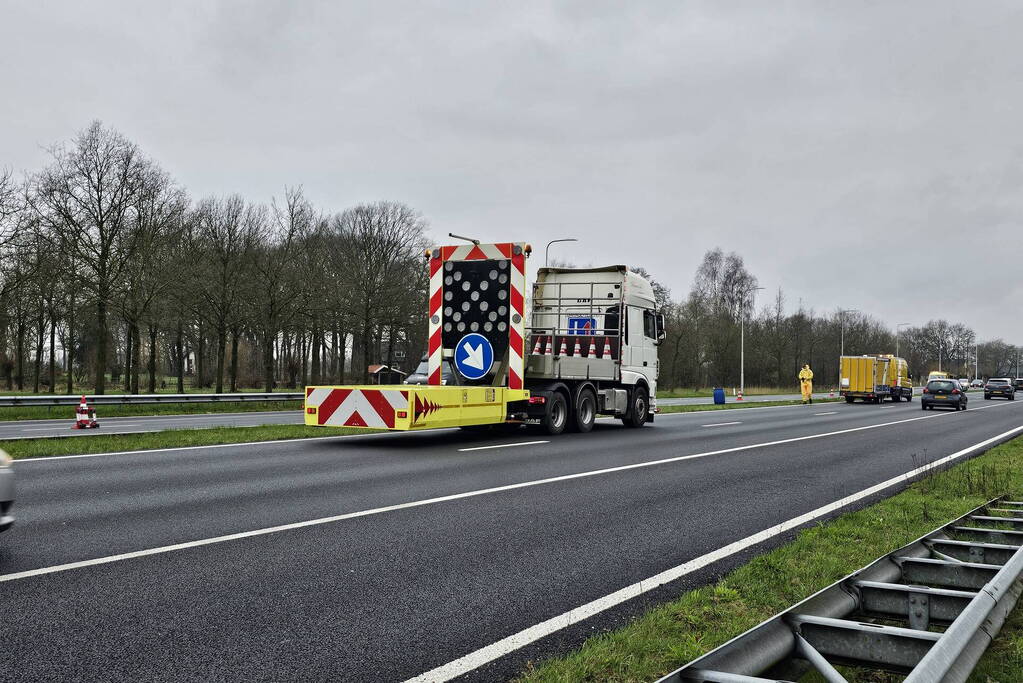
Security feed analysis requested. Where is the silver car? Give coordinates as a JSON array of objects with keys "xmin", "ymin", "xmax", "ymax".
[{"xmin": 0, "ymin": 449, "xmax": 13, "ymax": 533}]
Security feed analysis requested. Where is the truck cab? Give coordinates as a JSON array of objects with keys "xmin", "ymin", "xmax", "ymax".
[{"xmin": 522, "ymin": 266, "xmax": 663, "ymax": 433}]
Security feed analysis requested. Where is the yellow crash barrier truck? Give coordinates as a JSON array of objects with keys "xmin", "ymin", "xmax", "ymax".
[{"xmin": 840, "ymin": 355, "xmax": 913, "ymax": 404}]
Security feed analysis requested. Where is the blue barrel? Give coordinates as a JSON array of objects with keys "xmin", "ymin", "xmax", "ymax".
[{"xmin": 713, "ymin": 387, "xmax": 726, "ymax": 405}]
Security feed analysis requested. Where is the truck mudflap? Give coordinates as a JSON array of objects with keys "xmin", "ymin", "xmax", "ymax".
[{"xmin": 304, "ymin": 385, "xmax": 530, "ymax": 431}]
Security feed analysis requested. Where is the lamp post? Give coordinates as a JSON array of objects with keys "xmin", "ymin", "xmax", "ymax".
[
  {"xmin": 545, "ymin": 238, "xmax": 578, "ymax": 267},
  {"xmin": 740, "ymin": 286, "xmax": 765, "ymax": 395},
  {"xmin": 896, "ymin": 322, "xmax": 911, "ymax": 358},
  {"xmin": 839, "ymin": 309, "xmax": 858, "ymax": 357}
]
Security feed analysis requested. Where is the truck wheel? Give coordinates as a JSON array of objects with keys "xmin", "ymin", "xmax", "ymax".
[
  {"xmin": 892, "ymin": 394, "xmax": 900, "ymax": 403},
  {"xmin": 542, "ymin": 392, "xmax": 568, "ymax": 436},
  {"xmin": 572, "ymin": 387, "xmax": 596, "ymax": 433},
  {"xmin": 845, "ymin": 396, "xmax": 854, "ymax": 404},
  {"xmin": 622, "ymin": 387, "xmax": 648, "ymax": 428}
]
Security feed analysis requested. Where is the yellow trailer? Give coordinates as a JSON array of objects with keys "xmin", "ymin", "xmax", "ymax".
[
  {"xmin": 839, "ymin": 355, "xmax": 913, "ymax": 404},
  {"xmin": 303, "ymin": 385, "xmax": 530, "ymax": 431}
]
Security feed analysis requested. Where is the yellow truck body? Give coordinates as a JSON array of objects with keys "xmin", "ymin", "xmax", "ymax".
[
  {"xmin": 304, "ymin": 385, "xmax": 530, "ymax": 431},
  {"xmin": 839, "ymin": 355, "xmax": 913, "ymax": 404}
]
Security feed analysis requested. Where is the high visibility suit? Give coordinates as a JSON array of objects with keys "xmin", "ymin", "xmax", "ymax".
[{"xmin": 799, "ymin": 365, "xmax": 814, "ymax": 404}]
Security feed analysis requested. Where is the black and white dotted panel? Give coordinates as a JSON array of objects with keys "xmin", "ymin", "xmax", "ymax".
[{"xmin": 441, "ymin": 259, "xmax": 511, "ymax": 381}]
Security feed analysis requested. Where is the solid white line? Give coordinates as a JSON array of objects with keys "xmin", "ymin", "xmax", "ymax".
[
  {"xmin": 5, "ymin": 402, "xmax": 1015, "ymax": 583},
  {"xmin": 458, "ymin": 440, "xmax": 549, "ymax": 452},
  {"xmin": 701, "ymin": 421, "xmax": 741, "ymax": 428},
  {"xmin": 404, "ymin": 422, "xmax": 1023, "ymax": 682},
  {"xmin": 814, "ymin": 412, "xmax": 838, "ymax": 416}
]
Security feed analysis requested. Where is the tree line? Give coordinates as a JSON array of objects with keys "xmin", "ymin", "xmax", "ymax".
[
  {"xmin": 1, "ymin": 122, "xmax": 1017, "ymax": 395},
  {"xmin": 0, "ymin": 122, "xmax": 428, "ymax": 394}
]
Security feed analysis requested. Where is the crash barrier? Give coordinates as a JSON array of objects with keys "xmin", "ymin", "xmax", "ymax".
[
  {"xmin": 0, "ymin": 393, "xmax": 304, "ymax": 408},
  {"xmin": 658, "ymin": 496, "xmax": 1023, "ymax": 683}
]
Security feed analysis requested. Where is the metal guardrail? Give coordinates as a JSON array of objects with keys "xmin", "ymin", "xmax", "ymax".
[
  {"xmin": 0, "ymin": 393, "xmax": 304, "ymax": 407},
  {"xmin": 658, "ymin": 496, "xmax": 1023, "ymax": 683}
]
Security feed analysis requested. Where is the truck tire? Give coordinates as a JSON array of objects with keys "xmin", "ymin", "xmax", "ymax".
[
  {"xmin": 892, "ymin": 393, "xmax": 900, "ymax": 403},
  {"xmin": 542, "ymin": 391, "xmax": 569, "ymax": 436},
  {"xmin": 622, "ymin": 387, "xmax": 648, "ymax": 428},
  {"xmin": 571, "ymin": 387, "xmax": 596, "ymax": 433},
  {"xmin": 845, "ymin": 396, "xmax": 854, "ymax": 403}
]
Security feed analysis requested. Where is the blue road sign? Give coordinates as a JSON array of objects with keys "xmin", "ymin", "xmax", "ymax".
[
  {"xmin": 454, "ymin": 333, "xmax": 494, "ymax": 380},
  {"xmin": 568, "ymin": 317, "xmax": 596, "ymax": 334}
]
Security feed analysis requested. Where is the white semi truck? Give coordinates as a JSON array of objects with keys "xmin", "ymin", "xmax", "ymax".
[{"xmin": 305, "ymin": 241, "xmax": 663, "ymax": 436}]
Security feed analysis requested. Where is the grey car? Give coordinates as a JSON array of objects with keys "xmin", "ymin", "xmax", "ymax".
[{"xmin": 0, "ymin": 449, "xmax": 13, "ymax": 533}]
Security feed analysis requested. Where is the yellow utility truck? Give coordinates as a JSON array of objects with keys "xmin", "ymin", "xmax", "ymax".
[
  {"xmin": 304, "ymin": 239, "xmax": 664, "ymax": 436},
  {"xmin": 839, "ymin": 355, "xmax": 913, "ymax": 404}
]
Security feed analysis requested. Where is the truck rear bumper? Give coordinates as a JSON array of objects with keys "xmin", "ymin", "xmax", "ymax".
[{"xmin": 304, "ymin": 385, "xmax": 530, "ymax": 431}]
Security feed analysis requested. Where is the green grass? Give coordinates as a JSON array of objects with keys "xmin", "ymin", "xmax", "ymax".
[
  {"xmin": 517, "ymin": 436, "xmax": 1023, "ymax": 682},
  {"xmin": 658, "ymin": 397, "xmax": 841, "ymax": 414},
  {"xmin": 657, "ymin": 386, "xmax": 795, "ymax": 399},
  {"xmin": 1, "ymin": 424, "xmax": 368, "ymax": 459},
  {"xmin": 0, "ymin": 400, "xmax": 301, "ymax": 422}
]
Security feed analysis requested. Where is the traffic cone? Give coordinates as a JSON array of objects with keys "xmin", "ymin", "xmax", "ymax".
[
  {"xmin": 829, "ymin": 388, "xmax": 835, "ymax": 398},
  {"xmin": 588, "ymin": 336, "xmax": 597, "ymax": 357},
  {"xmin": 531, "ymin": 335, "xmax": 542, "ymax": 355},
  {"xmin": 737, "ymin": 390, "xmax": 744, "ymax": 402},
  {"xmin": 558, "ymin": 337, "xmax": 568, "ymax": 356},
  {"xmin": 602, "ymin": 336, "xmax": 612, "ymax": 358},
  {"xmin": 573, "ymin": 336, "xmax": 581, "ymax": 357},
  {"xmin": 544, "ymin": 336, "xmax": 553, "ymax": 356},
  {"xmin": 73, "ymin": 396, "xmax": 89, "ymax": 429}
]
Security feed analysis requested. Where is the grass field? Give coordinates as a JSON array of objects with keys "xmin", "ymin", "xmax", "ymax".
[{"xmin": 515, "ymin": 435, "xmax": 1023, "ymax": 682}]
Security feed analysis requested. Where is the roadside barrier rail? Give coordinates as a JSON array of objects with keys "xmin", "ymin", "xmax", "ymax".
[
  {"xmin": 657, "ymin": 496, "xmax": 1023, "ymax": 683},
  {"xmin": 0, "ymin": 393, "xmax": 304, "ymax": 407}
]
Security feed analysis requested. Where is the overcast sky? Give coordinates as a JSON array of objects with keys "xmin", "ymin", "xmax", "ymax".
[{"xmin": 2, "ymin": 1, "xmax": 1021, "ymax": 341}]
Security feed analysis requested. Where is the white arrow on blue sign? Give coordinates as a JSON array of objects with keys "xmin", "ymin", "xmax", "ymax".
[{"xmin": 454, "ymin": 333, "xmax": 494, "ymax": 380}]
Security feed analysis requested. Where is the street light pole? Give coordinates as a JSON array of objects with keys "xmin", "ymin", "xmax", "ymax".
[
  {"xmin": 896, "ymin": 322, "xmax": 910, "ymax": 358},
  {"xmin": 740, "ymin": 286, "xmax": 764, "ymax": 395},
  {"xmin": 839, "ymin": 309, "xmax": 858, "ymax": 357},
  {"xmin": 545, "ymin": 238, "xmax": 578, "ymax": 267}
]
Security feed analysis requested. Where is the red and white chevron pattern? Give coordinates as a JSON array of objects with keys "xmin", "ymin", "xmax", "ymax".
[
  {"xmin": 508, "ymin": 248, "xmax": 526, "ymax": 390},
  {"xmin": 306, "ymin": 387, "xmax": 408, "ymax": 428}
]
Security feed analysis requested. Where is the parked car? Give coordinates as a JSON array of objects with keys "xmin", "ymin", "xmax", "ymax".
[
  {"xmin": 984, "ymin": 378, "xmax": 1016, "ymax": 400},
  {"xmin": 1014, "ymin": 378, "xmax": 1023, "ymax": 393},
  {"xmin": 922, "ymin": 379, "xmax": 968, "ymax": 411},
  {"xmin": 404, "ymin": 354, "xmax": 460, "ymax": 386},
  {"xmin": 0, "ymin": 449, "xmax": 13, "ymax": 534},
  {"xmin": 971, "ymin": 379, "xmax": 984, "ymax": 388},
  {"xmin": 958, "ymin": 378, "xmax": 970, "ymax": 391}
]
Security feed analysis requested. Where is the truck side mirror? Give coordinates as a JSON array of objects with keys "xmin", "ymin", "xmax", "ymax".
[{"xmin": 655, "ymin": 313, "xmax": 666, "ymax": 343}]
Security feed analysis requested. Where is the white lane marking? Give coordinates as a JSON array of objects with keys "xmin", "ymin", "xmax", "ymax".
[
  {"xmin": 458, "ymin": 441, "xmax": 549, "ymax": 452},
  {"xmin": 701, "ymin": 421, "xmax": 741, "ymax": 428},
  {"xmin": 814, "ymin": 412, "xmax": 838, "ymax": 416},
  {"xmin": 404, "ymin": 423, "xmax": 1023, "ymax": 682},
  {"xmin": 5, "ymin": 402, "xmax": 1017, "ymax": 582}
]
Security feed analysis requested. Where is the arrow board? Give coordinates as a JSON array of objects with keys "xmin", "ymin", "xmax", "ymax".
[{"xmin": 454, "ymin": 333, "xmax": 494, "ymax": 380}]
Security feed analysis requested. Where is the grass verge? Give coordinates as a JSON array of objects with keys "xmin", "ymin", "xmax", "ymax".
[
  {"xmin": 517, "ymin": 435, "xmax": 1023, "ymax": 682},
  {"xmin": 658, "ymin": 397, "xmax": 841, "ymax": 414},
  {"xmin": 2, "ymin": 424, "xmax": 367, "ymax": 460},
  {"xmin": 0, "ymin": 400, "xmax": 301, "ymax": 422}
]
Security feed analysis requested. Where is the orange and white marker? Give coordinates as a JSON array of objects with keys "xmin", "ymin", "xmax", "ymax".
[
  {"xmin": 73, "ymin": 395, "xmax": 98, "ymax": 429},
  {"xmin": 558, "ymin": 338, "xmax": 568, "ymax": 356},
  {"xmin": 587, "ymin": 336, "xmax": 597, "ymax": 357},
  {"xmin": 544, "ymin": 337, "xmax": 553, "ymax": 356},
  {"xmin": 602, "ymin": 337, "xmax": 612, "ymax": 358},
  {"xmin": 737, "ymin": 390, "xmax": 744, "ymax": 402},
  {"xmin": 572, "ymin": 336, "xmax": 581, "ymax": 356},
  {"xmin": 531, "ymin": 336, "xmax": 543, "ymax": 355}
]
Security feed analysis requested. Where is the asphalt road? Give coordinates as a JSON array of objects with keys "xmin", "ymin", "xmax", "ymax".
[
  {"xmin": 0, "ymin": 390, "xmax": 844, "ymax": 439},
  {"xmin": 2, "ymin": 396, "xmax": 1021, "ymax": 682}
]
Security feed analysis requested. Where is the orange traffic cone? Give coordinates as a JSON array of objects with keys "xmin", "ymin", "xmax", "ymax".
[
  {"xmin": 573, "ymin": 336, "xmax": 581, "ymax": 356},
  {"xmin": 73, "ymin": 396, "xmax": 92, "ymax": 429},
  {"xmin": 558, "ymin": 337, "xmax": 568, "ymax": 356},
  {"xmin": 602, "ymin": 337, "xmax": 612, "ymax": 358},
  {"xmin": 737, "ymin": 390, "xmax": 744, "ymax": 402},
  {"xmin": 544, "ymin": 336, "xmax": 553, "ymax": 356},
  {"xmin": 587, "ymin": 336, "xmax": 597, "ymax": 357},
  {"xmin": 531, "ymin": 335, "xmax": 542, "ymax": 355}
]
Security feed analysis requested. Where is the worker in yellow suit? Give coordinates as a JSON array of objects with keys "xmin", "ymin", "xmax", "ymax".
[{"xmin": 799, "ymin": 364, "xmax": 814, "ymax": 404}]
